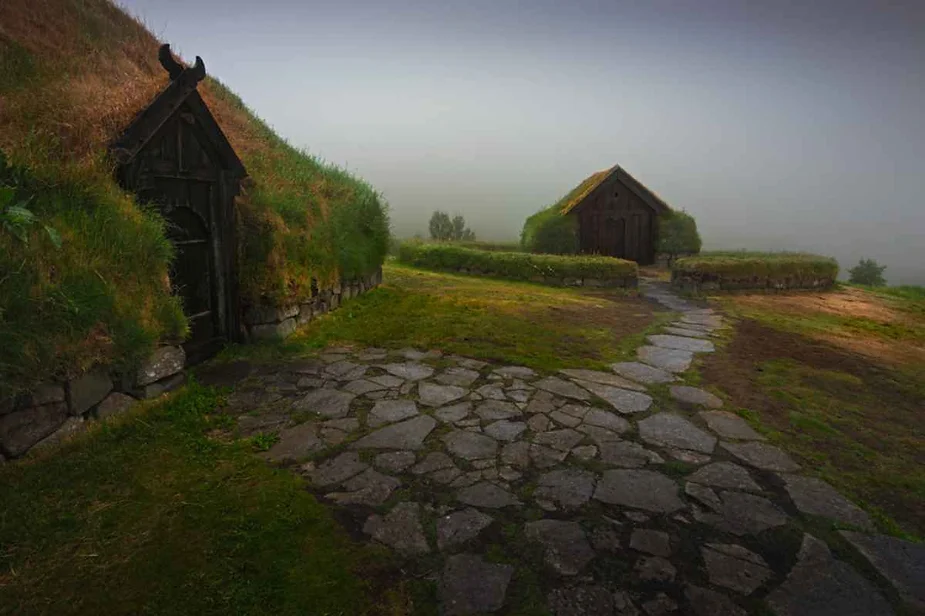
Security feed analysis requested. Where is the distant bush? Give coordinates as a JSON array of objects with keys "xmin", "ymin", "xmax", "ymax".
[
  {"xmin": 520, "ymin": 206, "xmax": 579, "ymax": 255},
  {"xmin": 848, "ymin": 258, "xmax": 887, "ymax": 287},
  {"xmin": 657, "ymin": 210, "xmax": 701, "ymax": 262},
  {"xmin": 673, "ymin": 252, "xmax": 839, "ymax": 292},
  {"xmin": 397, "ymin": 242, "xmax": 636, "ymax": 286}
]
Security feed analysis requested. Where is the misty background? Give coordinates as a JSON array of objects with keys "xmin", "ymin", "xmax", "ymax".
[{"xmin": 122, "ymin": 0, "xmax": 924, "ymax": 284}]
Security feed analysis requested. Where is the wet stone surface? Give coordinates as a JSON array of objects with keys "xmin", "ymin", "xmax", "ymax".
[{"xmin": 225, "ymin": 284, "xmax": 903, "ymax": 616}]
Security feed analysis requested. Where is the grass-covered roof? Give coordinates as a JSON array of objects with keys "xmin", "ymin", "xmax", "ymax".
[{"xmin": 0, "ymin": 0, "xmax": 389, "ymax": 397}]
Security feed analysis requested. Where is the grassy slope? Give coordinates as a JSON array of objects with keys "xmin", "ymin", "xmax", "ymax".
[
  {"xmin": 702, "ymin": 285, "xmax": 925, "ymax": 538},
  {"xmin": 0, "ymin": 0, "xmax": 388, "ymax": 396},
  {"xmin": 223, "ymin": 262, "xmax": 666, "ymax": 372},
  {"xmin": 674, "ymin": 251, "xmax": 839, "ymax": 282},
  {"xmin": 0, "ymin": 384, "xmax": 404, "ymax": 615}
]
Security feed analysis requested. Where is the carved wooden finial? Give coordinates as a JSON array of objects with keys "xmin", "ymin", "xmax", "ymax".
[{"xmin": 158, "ymin": 44, "xmax": 184, "ymax": 80}]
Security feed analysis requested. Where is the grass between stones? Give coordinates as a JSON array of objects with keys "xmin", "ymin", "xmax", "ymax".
[
  {"xmin": 699, "ymin": 287, "xmax": 925, "ymax": 540},
  {"xmin": 0, "ymin": 383, "xmax": 409, "ymax": 615},
  {"xmin": 228, "ymin": 262, "xmax": 670, "ymax": 372}
]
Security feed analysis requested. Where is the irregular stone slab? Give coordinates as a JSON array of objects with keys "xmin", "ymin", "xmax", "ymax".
[
  {"xmin": 476, "ymin": 383, "xmax": 507, "ymax": 401},
  {"xmin": 681, "ymin": 313, "xmax": 723, "ymax": 327},
  {"xmin": 95, "ymin": 392, "xmax": 136, "ymax": 420},
  {"xmin": 436, "ymin": 367, "xmax": 481, "ymax": 387},
  {"xmin": 323, "ymin": 417, "xmax": 359, "ymax": 432},
  {"xmin": 703, "ymin": 543, "xmax": 772, "ymax": 594},
  {"xmin": 684, "ymin": 586, "xmax": 747, "ymax": 616},
  {"xmin": 263, "ymin": 422, "xmax": 322, "ymax": 462},
  {"xmin": 527, "ymin": 414, "xmax": 551, "ymax": 433},
  {"xmin": 548, "ymin": 585, "xmax": 615, "ymax": 616},
  {"xmin": 630, "ymin": 529, "xmax": 672, "ymax": 557},
  {"xmin": 493, "ymin": 365, "xmax": 536, "ymax": 379},
  {"xmin": 611, "ymin": 361, "xmax": 677, "ymax": 385},
  {"xmin": 368, "ymin": 399, "xmax": 419, "ymax": 427},
  {"xmin": 363, "ymin": 502, "xmax": 430, "ymax": 555},
  {"xmin": 575, "ymin": 380, "xmax": 653, "ymax": 414},
  {"xmin": 457, "ymin": 481, "xmax": 521, "ymax": 508},
  {"xmin": 401, "ymin": 348, "xmax": 442, "ymax": 361},
  {"xmin": 685, "ymin": 482, "xmax": 723, "ymax": 510},
  {"xmin": 698, "ymin": 411, "xmax": 764, "ymax": 441},
  {"xmin": 506, "ymin": 389, "xmax": 531, "ymax": 403},
  {"xmin": 664, "ymin": 326, "xmax": 711, "ymax": 339},
  {"xmin": 369, "ymin": 374, "xmax": 404, "ymax": 388},
  {"xmin": 484, "ymin": 420, "xmax": 526, "ymax": 442},
  {"xmin": 350, "ymin": 415, "xmax": 437, "ymax": 450},
  {"xmin": 437, "ymin": 508, "xmax": 494, "ymax": 550},
  {"xmin": 530, "ymin": 444, "xmax": 569, "ymax": 468},
  {"xmin": 533, "ymin": 429, "xmax": 584, "ymax": 452},
  {"xmin": 559, "ymin": 369, "xmax": 647, "ymax": 392},
  {"xmin": 670, "ymin": 386, "xmax": 723, "ymax": 409},
  {"xmin": 501, "ymin": 441, "xmax": 530, "ymax": 469},
  {"xmin": 700, "ymin": 491, "xmax": 789, "ymax": 536},
  {"xmin": 325, "ymin": 360, "xmax": 364, "ymax": 379},
  {"xmin": 639, "ymin": 413, "xmax": 717, "ymax": 453},
  {"xmin": 327, "ymin": 469, "xmax": 401, "ymax": 506},
  {"xmin": 594, "ymin": 470, "xmax": 685, "ymax": 512},
  {"xmin": 577, "ymin": 424, "xmax": 623, "ymax": 445},
  {"xmin": 533, "ymin": 377, "xmax": 592, "ymax": 401},
  {"xmin": 454, "ymin": 356, "xmax": 488, "ymax": 370},
  {"xmin": 571, "ymin": 444, "xmax": 598, "ymax": 461},
  {"xmin": 374, "ymin": 450, "xmax": 416, "ymax": 472},
  {"xmin": 450, "ymin": 471, "xmax": 483, "ymax": 489},
  {"xmin": 582, "ymin": 409, "xmax": 631, "ymax": 433},
  {"xmin": 637, "ymin": 346, "xmax": 694, "ymax": 373},
  {"xmin": 721, "ymin": 441, "xmax": 800, "ymax": 472},
  {"xmin": 293, "ymin": 388, "xmax": 355, "ymax": 418},
  {"xmin": 591, "ymin": 527, "xmax": 621, "ymax": 551},
  {"xmin": 435, "ymin": 402, "xmax": 471, "ymax": 423},
  {"xmin": 635, "ymin": 556, "xmax": 676, "ymax": 582},
  {"xmin": 440, "ymin": 554, "xmax": 513, "ymax": 616},
  {"xmin": 320, "ymin": 352, "xmax": 350, "ymax": 364},
  {"xmin": 840, "ymin": 531, "xmax": 925, "ymax": 610},
  {"xmin": 534, "ymin": 469, "xmax": 596, "ymax": 509},
  {"xmin": 641, "ymin": 592, "xmax": 678, "ymax": 615},
  {"xmin": 614, "ymin": 591, "xmax": 641, "ymax": 615},
  {"xmin": 412, "ymin": 451, "xmax": 456, "ymax": 475},
  {"xmin": 525, "ymin": 395, "xmax": 556, "ymax": 415},
  {"xmin": 525, "ymin": 520, "xmax": 595, "ymax": 575},
  {"xmin": 68, "ymin": 370, "xmax": 112, "ymax": 412},
  {"xmin": 558, "ymin": 403, "xmax": 589, "ymax": 419},
  {"xmin": 430, "ymin": 467, "xmax": 463, "ymax": 484},
  {"xmin": 445, "ymin": 430, "xmax": 499, "ymax": 460},
  {"xmin": 688, "ymin": 462, "xmax": 763, "ymax": 492},
  {"xmin": 600, "ymin": 441, "xmax": 664, "ymax": 468},
  {"xmin": 781, "ymin": 474, "xmax": 873, "ymax": 529},
  {"xmin": 136, "ymin": 346, "xmax": 185, "ymax": 386},
  {"xmin": 419, "ymin": 382, "xmax": 468, "ymax": 407},
  {"xmin": 475, "ymin": 400, "xmax": 521, "ymax": 421},
  {"xmin": 767, "ymin": 534, "xmax": 893, "ymax": 616},
  {"xmin": 307, "ymin": 451, "xmax": 370, "ymax": 487},
  {"xmin": 648, "ymin": 334, "xmax": 715, "ymax": 353},
  {"xmin": 380, "ymin": 362, "xmax": 434, "ymax": 381},
  {"xmin": 356, "ymin": 348, "xmax": 388, "ymax": 361},
  {"xmin": 550, "ymin": 410, "xmax": 582, "ymax": 428},
  {"xmin": 342, "ymin": 379, "xmax": 386, "ymax": 395}
]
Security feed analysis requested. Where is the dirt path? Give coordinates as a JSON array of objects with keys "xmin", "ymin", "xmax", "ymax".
[{"xmin": 198, "ymin": 282, "xmax": 921, "ymax": 615}]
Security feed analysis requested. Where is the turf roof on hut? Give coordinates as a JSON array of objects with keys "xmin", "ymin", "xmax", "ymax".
[{"xmin": 556, "ymin": 165, "xmax": 672, "ymax": 216}]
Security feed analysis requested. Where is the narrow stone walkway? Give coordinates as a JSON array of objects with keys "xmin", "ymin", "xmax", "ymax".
[{"xmin": 200, "ymin": 280, "xmax": 921, "ymax": 615}]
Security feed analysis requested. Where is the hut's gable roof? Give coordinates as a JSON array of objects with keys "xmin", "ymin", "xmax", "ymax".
[{"xmin": 558, "ymin": 165, "xmax": 671, "ymax": 215}]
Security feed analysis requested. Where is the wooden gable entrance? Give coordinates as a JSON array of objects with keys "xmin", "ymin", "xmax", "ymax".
[{"xmin": 111, "ymin": 45, "xmax": 246, "ymax": 363}]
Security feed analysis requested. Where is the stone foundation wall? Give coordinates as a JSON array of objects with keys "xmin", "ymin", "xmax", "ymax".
[
  {"xmin": 0, "ymin": 345, "xmax": 186, "ymax": 460},
  {"xmin": 243, "ymin": 268, "xmax": 383, "ymax": 341},
  {"xmin": 671, "ymin": 272, "xmax": 836, "ymax": 294},
  {"xmin": 0, "ymin": 268, "xmax": 384, "ymax": 459}
]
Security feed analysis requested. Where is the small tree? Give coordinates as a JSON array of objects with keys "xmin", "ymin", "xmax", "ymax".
[
  {"xmin": 848, "ymin": 258, "xmax": 887, "ymax": 286},
  {"xmin": 430, "ymin": 210, "xmax": 475, "ymax": 241},
  {"xmin": 657, "ymin": 210, "xmax": 701, "ymax": 265},
  {"xmin": 429, "ymin": 211, "xmax": 453, "ymax": 240}
]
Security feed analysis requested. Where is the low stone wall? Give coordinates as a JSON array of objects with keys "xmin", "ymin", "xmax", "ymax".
[
  {"xmin": 671, "ymin": 272, "xmax": 836, "ymax": 293},
  {"xmin": 0, "ymin": 345, "xmax": 186, "ymax": 460},
  {"xmin": 0, "ymin": 269, "xmax": 384, "ymax": 459},
  {"xmin": 242, "ymin": 268, "xmax": 383, "ymax": 341}
]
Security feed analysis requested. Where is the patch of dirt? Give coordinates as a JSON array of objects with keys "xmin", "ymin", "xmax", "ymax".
[
  {"xmin": 730, "ymin": 287, "xmax": 907, "ymax": 324},
  {"xmin": 536, "ymin": 294, "xmax": 657, "ymax": 334}
]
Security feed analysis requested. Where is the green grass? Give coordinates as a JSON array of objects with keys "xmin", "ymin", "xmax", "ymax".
[
  {"xmin": 674, "ymin": 251, "xmax": 838, "ymax": 287},
  {"xmin": 750, "ymin": 359, "xmax": 924, "ymax": 540},
  {"xmin": 225, "ymin": 263, "xmax": 663, "ymax": 372},
  {"xmin": 397, "ymin": 242, "xmax": 637, "ymax": 285},
  {"xmin": 0, "ymin": 383, "xmax": 401, "ymax": 615},
  {"xmin": 451, "ymin": 240, "xmax": 523, "ymax": 253}
]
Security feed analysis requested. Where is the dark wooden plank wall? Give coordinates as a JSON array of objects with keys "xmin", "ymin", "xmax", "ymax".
[{"xmin": 575, "ymin": 175, "xmax": 657, "ymax": 264}]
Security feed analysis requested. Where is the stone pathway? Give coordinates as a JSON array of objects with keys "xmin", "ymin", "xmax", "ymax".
[{"xmin": 200, "ymin": 280, "xmax": 921, "ymax": 615}]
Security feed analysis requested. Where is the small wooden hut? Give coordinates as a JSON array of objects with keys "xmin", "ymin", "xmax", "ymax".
[{"xmin": 559, "ymin": 165, "xmax": 671, "ymax": 265}]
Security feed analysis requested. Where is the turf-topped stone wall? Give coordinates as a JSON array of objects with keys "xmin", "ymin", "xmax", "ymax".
[
  {"xmin": 244, "ymin": 269, "xmax": 383, "ymax": 340},
  {"xmin": 398, "ymin": 243, "xmax": 637, "ymax": 288},
  {"xmin": 671, "ymin": 253, "xmax": 839, "ymax": 293}
]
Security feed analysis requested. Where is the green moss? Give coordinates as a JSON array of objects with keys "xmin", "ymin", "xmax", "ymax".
[
  {"xmin": 520, "ymin": 204, "xmax": 579, "ymax": 254},
  {"xmin": 674, "ymin": 252, "xmax": 839, "ymax": 284},
  {"xmin": 397, "ymin": 242, "xmax": 636, "ymax": 283}
]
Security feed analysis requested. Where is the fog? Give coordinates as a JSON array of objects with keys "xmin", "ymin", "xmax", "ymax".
[{"xmin": 123, "ymin": 0, "xmax": 925, "ymax": 284}]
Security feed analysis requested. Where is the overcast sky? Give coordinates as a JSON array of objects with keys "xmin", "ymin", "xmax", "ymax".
[{"xmin": 122, "ymin": 0, "xmax": 924, "ymax": 283}]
